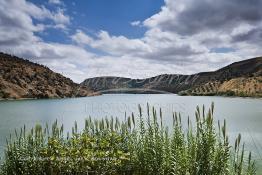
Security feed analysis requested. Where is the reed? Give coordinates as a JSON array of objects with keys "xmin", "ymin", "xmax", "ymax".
[{"xmin": 0, "ymin": 103, "xmax": 256, "ymax": 175}]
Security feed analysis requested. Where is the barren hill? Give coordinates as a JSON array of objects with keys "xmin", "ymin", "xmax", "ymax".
[{"xmin": 0, "ymin": 53, "xmax": 95, "ymax": 99}]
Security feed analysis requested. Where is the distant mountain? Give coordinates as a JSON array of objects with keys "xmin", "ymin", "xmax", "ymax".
[
  {"xmin": 0, "ymin": 53, "xmax": 96, "ymax": 99},
  {"xmin": 81, "ymin": 57, "xmax": 262, "ymax": 97},
  {"xmin": 1, "ymin": 52, "xmax": 260, "ymax": 99}
]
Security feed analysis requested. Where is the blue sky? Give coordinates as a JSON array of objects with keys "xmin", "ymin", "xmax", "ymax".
[
  {"xmin": 0, "ymin": 0, "xmax": 261, "ymax": 82},
  {"xmin": 32, "ymin": 0, "xmax": 164, "ymax": 42}
]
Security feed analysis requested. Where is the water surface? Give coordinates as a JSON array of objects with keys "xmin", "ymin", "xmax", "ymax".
[{"xmin": 0, "ymin": 94, "xmax": 261, "ymax": 167}]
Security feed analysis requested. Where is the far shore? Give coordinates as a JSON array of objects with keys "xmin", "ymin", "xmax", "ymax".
[{"xmin": 0, "ymin": 91, "xmax": 261, "ymax": 101}]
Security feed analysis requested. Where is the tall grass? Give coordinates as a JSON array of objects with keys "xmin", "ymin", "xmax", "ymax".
[{"xmin": 0, "ymin": 103, "xmax": 256, "ymax": 175}]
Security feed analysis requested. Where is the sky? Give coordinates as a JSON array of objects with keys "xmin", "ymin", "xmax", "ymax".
[{"xmin": 0, "ymin": 0, "xmax": 262, "ymax": 83}]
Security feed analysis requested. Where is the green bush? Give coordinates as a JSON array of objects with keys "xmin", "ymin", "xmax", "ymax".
[
  {"xmin": 178, "ymin": 91, "xmax": 188, "ymax": 96},
  {"xmin": 238, "ymin": 91, "xmax": 248, "ymax": 97},
  {"xmin": 223, "ymin": 90, "xmax": 236, "ymax": 96},
  {"xmin": 0, "ymin": 103, "xmax": 256, "ymax": 175}
]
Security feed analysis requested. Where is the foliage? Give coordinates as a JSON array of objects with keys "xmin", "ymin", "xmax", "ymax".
[{"xmin": 0, "ymin": 103, "xmax": 256, "ymax": 175}]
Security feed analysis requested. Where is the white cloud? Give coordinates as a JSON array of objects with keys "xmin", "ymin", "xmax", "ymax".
[
  {"xmin": 130, "ymin": 21, "xmax": 141, "ymax": 26},
  {"xmin": 51, "ymin": 8, "xmax": 70, "ymax": 25},
  {"xmin": 231, "ymin": 23, "xmax": 256, "ymax": 36},
  {"xmin": 0, "ymin": 0, "xmax": 71, "ymax": 46},
  {"xmin": 70, "ymin": 27, "xmax": 207, "ymax": 62},
  {"xmin": 71, "ymin": 30, "xmax": 94, "ymax": 45},
  {"xmin": 71, "ymin": 30, "xmax": 151, "ymax": 56},
  {"xmin": 0, "ymin": 0, "xmax": 70, "ymax": 35},
  {"xmin": 48, "ymin": 0, "xmax": 61, "ymax": 5}
]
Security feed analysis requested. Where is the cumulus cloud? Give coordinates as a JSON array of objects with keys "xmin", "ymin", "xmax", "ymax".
[
  {"xmin": 71, "ymin": 27, "xmax": 206, "ymax": 62},
  {"xmin": 52, "ymin": 8, "xmax": 70, "ymax": 25},
  {"xmin": 0, "ymin": 0, "xmax": 70, "ymax": 47},
  {"xmin": 72, "ymin": 30, "xmax": 151, "ymax": 56},
  {"xmin": 71, "ymin": 30, "xmax": 94, "ymax": 45},
  {"xmin": 142, "ymin": 0, "xmax": 262, "ymax": 57},
  {"xmin": 144, "ymin": 0, "xmax": 262, "ymax": 35}
]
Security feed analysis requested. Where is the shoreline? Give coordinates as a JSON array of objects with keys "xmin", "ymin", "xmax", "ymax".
[
  {"xmin": 0, "ymin": 92, "xmax": 101, "ymax": 101},
  {"xmin": 0, "ymin": 92, "xmax": 261, "ymax": 101}
]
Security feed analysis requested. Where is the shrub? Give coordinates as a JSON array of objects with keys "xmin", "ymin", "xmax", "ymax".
[
  {"xmin": 225, "ymin": 90, "xmax": 236, "ymax": 96},
  {"xmin": 0, "ymin": 103, "xmax": 256, "ymax": 175}
]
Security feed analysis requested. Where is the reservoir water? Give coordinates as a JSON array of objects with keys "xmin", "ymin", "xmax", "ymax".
[{"xmin": 0, "ymin": 94, "xmax": 261, "ymax": 169}]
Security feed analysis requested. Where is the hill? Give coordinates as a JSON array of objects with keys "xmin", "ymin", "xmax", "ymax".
[
  {"xmin": 0, "ymin": 53, "xmax": 95, "ymax": 99},
  {"xmin": 81, "ymin": 57, "xmax": 262, "ymax": 97}
]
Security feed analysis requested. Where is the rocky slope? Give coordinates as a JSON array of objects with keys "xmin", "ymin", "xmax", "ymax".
[
  {"xmin": 81, "ymin": 57, "xmax": 262, "ymax": 97},
  {"xmin": 0, "ymin": 53, "xmax": 95, "ymax": 99}
]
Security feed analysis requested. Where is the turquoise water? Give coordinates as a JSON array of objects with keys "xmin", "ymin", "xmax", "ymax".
[{"xmin": 0, "ymin": 94, "xmax": 261, "ymax": 168}]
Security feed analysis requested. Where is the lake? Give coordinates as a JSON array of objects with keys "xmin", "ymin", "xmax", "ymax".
[{"xmin": 0, "ymin": 94, "xmax": 261, "ymax": 168}]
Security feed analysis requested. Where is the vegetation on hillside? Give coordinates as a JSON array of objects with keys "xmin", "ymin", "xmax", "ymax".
[
  {"xmin": 179, "ymin": 77, "xmax": 262, "ymax": 97},
  {"xmin": 0, "ymin": 104, "xmax": 256, "ymax": 175}
]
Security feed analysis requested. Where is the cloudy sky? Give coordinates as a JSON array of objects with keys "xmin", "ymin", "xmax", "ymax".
[{"xmin": 1, "ymin": 0, "xmax": 262, "ymax": 83}]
